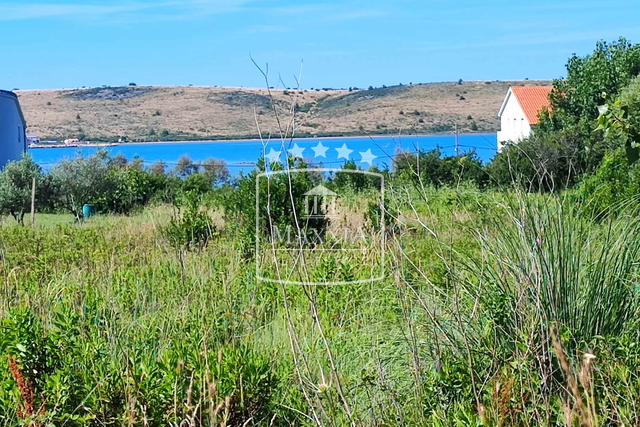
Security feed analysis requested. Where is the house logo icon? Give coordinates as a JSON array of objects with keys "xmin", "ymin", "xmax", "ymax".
[{"xmin": 304, "ymin": 185, "xmax": 338, "ymax": 219}]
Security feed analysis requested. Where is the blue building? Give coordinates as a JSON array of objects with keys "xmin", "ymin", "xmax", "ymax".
[{"xmin": 0, "ymin": 90, "xmax": 27, "ymax": 167}]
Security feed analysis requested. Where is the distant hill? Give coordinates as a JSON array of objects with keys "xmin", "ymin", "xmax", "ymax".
[{"xmin": 15, "ymin": 80, "xmax": 551, "ymax": 142}]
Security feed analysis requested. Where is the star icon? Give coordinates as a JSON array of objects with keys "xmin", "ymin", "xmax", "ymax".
[
  {"xmin": 359, "ymin": 149, "xmax": 377, "ymax": 166},
  {"xmin": 311, "ymin": 142, "xmax": 329, "ymax": 158},
  {"xmin": 288, "ymin": 143, "xmax": 305, "ymax": 158},
  {"xmin": 335, "ymin": 143, "xmax": 353, "ymax": 160},
  {"xmin": 265, "ymin": 148, "xmax": 282, "ymax": 163}
]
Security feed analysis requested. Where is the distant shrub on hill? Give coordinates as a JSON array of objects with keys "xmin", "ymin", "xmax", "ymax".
[{"xmin": 64, "ymin": 86, "xmax": 155, "ymax": 101}]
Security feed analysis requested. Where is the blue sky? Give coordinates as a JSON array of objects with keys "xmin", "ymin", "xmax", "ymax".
[{"xmin": 1, "ymin": 0, "xmax": 639, "ymax": 90}]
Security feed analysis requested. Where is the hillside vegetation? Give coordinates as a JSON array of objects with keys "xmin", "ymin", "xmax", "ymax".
[{"xmin": 16, "ymin": 80, "xmax": 550, "ymax": 142}]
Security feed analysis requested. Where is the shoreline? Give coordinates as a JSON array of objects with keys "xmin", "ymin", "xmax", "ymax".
[{"xmin": 31, "ymin": 132, "xmax": 497, "ymax": 149}]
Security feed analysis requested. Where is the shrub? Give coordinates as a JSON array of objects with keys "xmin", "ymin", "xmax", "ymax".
[
  {"xmin": 333, "ymin": 160, "xmax": 379, "ymax": 191},
  {"xmin": 487, "ymin": 127, "xmax": 598, "ymax": 191},
  {"xmin": 221, "ymin": 157, "xmax": 325, "ymax": 242},
  {"xmin": 108, "ymin": 153, "xmax": 128, "ymax": 169},
  {"xmin": 576, "ymin": 148, "xmax": 640, "ymax": 219},
  {"xmin": 181, "ymin": 172, "xmax": 212, "ymax": 195},
  {"xmin": 162, "ymin": 190, "xmax": 215, "ymax": 250},
  {"xmin": 394, "ymin": 148, "xmax": 488, "ymax": 188},
  {"xmin": 0, "ymin": 307, "xmax": 282, "ymax": 425},
  {"xmin": 98, "ymin": 167, "xmax": 159, "ymax": 214}
]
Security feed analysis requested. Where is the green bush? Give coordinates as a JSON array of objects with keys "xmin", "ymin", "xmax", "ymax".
[
  {"xmin": 332, "ymin": 160, "xmax": 383, "ymax": 192},
  {"xmin": 182, "ymin": 172, "xmax": 212, "ymax": 195},
  {"xmin": 576, "ymin": 149, "xmax": 634, "ymax": 218},
  {"xmin": 394, "ymin": 148, "xmax": 488, "ymax": 189},
  {"xmin": 162, "ymin": 191, "xmax": 215, "ymax": 250},
  {"xmin": 0, "ymin": 307, "xmax": 282, "ymax": 426},
  {"xmin": 98, "ymin": 167, "xmax": 161, "ymax": 214},
  {"xmin": 222, "ymin": 157, "xmax": 323, "ymax": 237}
]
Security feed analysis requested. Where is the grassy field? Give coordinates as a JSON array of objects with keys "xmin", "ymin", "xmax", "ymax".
[
  {"xmin": 1, "ymin": 182, "xmax": 640, "ymax": 426},
  {"xmin": 16, "ymin": 80, "xmax": 550, "ymax": 142}
]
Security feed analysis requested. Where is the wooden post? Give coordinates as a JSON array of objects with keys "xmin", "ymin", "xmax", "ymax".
[
  {"xmin": 30, "ymin": 177, "xmax": 35, "ymax": 226},
  {"xmin": 455, "ymin": 123, "xmax": 459, "ymax": 156}
]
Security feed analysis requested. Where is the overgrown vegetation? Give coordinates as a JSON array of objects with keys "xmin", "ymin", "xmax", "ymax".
[{"xmin": 3, "ymin": 37, "xmax": 640, "ymax": 426}]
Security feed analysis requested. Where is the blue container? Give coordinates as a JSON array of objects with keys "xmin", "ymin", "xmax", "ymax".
[{"xmin": 82, "ymin": 204, "xmax": 97, "ymax": 219}]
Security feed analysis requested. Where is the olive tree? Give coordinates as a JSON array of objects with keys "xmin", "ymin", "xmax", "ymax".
[
  {"xmin": 201, "ymin": 158, "xmax": 230, "ymax": 185},
  {"xmin": 49, "ymin": 150, "xmax": 112, "ymax": 220},
  {"xmin": 0, "ymin": 154, "xmax": 45, "ymax": 225},
  {"xmin": 175, "ymin": 155, "xmax": 198, "ymax": 177}
]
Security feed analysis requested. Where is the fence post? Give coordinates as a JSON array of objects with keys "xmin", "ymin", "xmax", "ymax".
[{"xmin": 30, "ymin": 177, "xmax": 35, "ymax": 226}]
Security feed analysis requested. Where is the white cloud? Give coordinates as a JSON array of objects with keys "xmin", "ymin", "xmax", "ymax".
[
  {"xmin": 242, "ymin": 24, "xmax": 291, "ymax": 34},
  {"xmin": 270, "ymin": 4, "xmax": 329, "ymax": 16},
  {"xmin": 0, "ymin": 0, "xmax": 389, "ymax": 27},
  {"xmin": 0, "ymin": 3, "xmax": 148, "ymax": 20},
  {"xmin": 0, "ymin": 0, "xmax": 254, "ymax": 22}
]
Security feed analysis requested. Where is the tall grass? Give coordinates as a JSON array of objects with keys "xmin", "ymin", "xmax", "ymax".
[
  {"xmin": 1, "ymin": 185, "xmax": 640, "ymax": 425},
  {"xmin": 471, "ymin": 193, "xmax": 640, "ymax": 341}
]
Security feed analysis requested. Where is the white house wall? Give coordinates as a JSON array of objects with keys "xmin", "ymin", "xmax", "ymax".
[
  {"xmin": 0, "ymin": 91, "xmax": 26, "ymax": 168},
  {"xmin": 497, "ymin": 92, "xmax": 531, "ymax": 151}
]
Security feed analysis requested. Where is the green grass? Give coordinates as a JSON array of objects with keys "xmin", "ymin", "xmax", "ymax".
[{"xmin": 1, "ymin": 187, "xmax": 640, "ymax": 426}]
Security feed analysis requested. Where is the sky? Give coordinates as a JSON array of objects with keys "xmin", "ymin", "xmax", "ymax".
[{"xmin": 0, "ymin": 0, "xmax": 639, "ymax": 90}]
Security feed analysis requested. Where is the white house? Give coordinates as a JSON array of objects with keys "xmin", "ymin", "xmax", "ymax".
[
  {"xmin": 497, "ymin": 85, "xmax": 552, "ymax": 151},
  {"xmin": 0, "ymin": 90, "xmax": 27, "ymax": 167}
]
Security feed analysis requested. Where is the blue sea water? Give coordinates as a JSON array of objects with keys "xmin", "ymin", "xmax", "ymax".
[{"xmin": 29, "ymin": 133, "xmax": 498, "ymax": 175}]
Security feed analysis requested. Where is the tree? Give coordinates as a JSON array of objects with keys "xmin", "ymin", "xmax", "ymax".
[
  {"xmin": 333, "ymin": 160, "xmax": 368, "ymax": 190},
  {"xmin": 130, "ymin": 155, "xmax": 144, "ymax": 171},
  {"xmin": 109, "ymin": 153, "xmax": 128, "ymax": 169},
  {"xmin": 150, "ymin": 161, "xmax": 167, "ymax": 176},
  {"xmin": 545, "ymin": 38, "xmax": 640, "ymax": 128},
  {"xmin": 49, "ymin": 151, "xmax": 112, "ymax": 220},
  {"xmin": 201, "ymin": 158, "xmax": 230, "ymax": 185},
  {"xmin": 174, "ymin": 155, "xmax": 198, "ymax": 177},
  {"xmin": 596, "ymin": 75, "xmax": 640, "ymax": 165},
  {"xmin": 0, "ymin": 154, "xmax": 45, "ymax": 225}
]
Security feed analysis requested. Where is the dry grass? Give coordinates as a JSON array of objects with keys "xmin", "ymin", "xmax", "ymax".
[{"xmin": 16, "ymin": 80, "xmax": 550, "ymax": 142}]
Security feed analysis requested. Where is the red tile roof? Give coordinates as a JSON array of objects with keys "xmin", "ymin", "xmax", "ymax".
[{"xmin": 510, "ymin": 85, "xmax": 553, "ymax": 125}]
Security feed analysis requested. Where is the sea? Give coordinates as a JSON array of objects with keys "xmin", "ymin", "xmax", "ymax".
[{"xmin": 29, "ymin": 133, "xmax": 498, "ymax": 175}]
